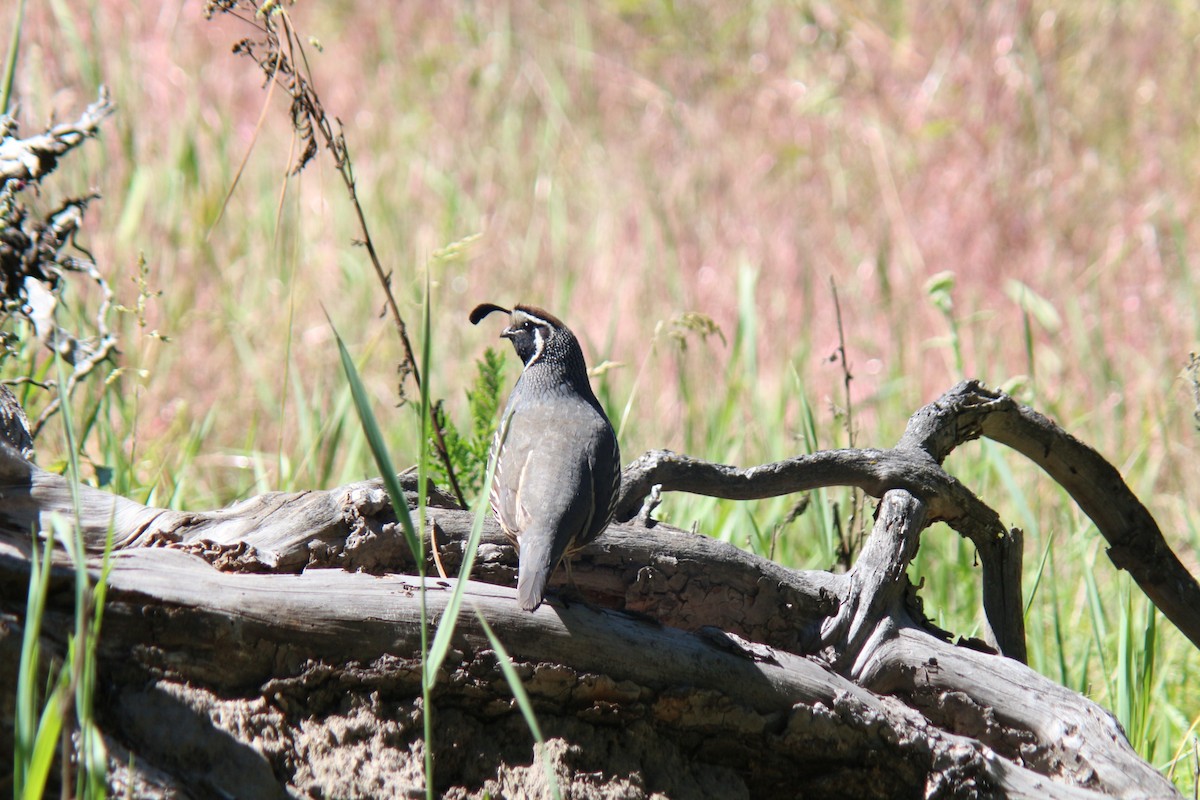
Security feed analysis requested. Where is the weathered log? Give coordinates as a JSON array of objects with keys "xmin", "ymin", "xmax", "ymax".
[
  {"xmin": 0, "ymin": 514, "xmax": 1167, "ymax": 799},
  {"xmin": 0, "ymin": 381, "xmax": 1192, "ymax": 799}
]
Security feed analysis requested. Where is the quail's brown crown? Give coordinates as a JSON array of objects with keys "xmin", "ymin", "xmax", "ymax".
[{"xmin": 510, "ymin": 304, "xmax": 567, "ymax": 331}]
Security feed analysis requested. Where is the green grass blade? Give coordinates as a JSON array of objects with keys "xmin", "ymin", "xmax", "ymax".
[
  {"xmin": 1023, "ymin": 525, "xmax": 1054, "ymax": 618},
  {"xmin": 1082, "ymin": 547, "xmax": 1112, "ymax": 697},
  {"xmin": 331, "ymin": 313, "xmax": 432, "ymax": 797},
  {"xmin": 1117, "ymin": 583, "xmax": 1133, "ymax": 741},
  {"xmin": 417, "ymin": 273, "xmax": 434, "ymax": 800},
  {"xmin": 473, "ymin": 608, "xmax": 562, "ymax": 800},
  {"xmin": 1, "ymin": 0, "xmax": 25, "ymax": 115},
  {"xmin": 1117, "ymin": 588, "xmax": 1157, "ymax": 755},
  {"xmin": 1140, "ymin": 604, "xmax": 1157, "ymax": 723},
  {"xmin": 77, "ymin": 516, "xmax": 117, "ymax": 800},
  {"xmin": 425, "ymin": 411, "xmax": 507, "ymax": 689},
  {"xmin": 616, "ymin": 322, "xmax": 661, "ymax": 442},
  {"xmin": 419, "ymin": 271, "xmax": 432, "ymax": 517},
  {"xmin": 22, "ymin": 675, "xmax": 68, "ymax": 800},
  {"xmin": 331, "ymin": 323, "xmax": 420, "ymax": 559},
  {"xmin": 735, "ymin": 261, "xmax": 759, "ymax": 384},
  {"xmin": 54, "ymin": 354, "xmax": 111, "ymax": 798},
  {"xmin": 14, "ymin": 523, "xmax": 56, "ymax": 795},
  {"xmin": 1044, "ymin": 544, "xmax": 1072, "ymax": 689}
]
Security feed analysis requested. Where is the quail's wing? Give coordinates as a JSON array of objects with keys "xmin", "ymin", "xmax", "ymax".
[
  {"xmin": 492, "ymin": 400, "xmax": 599, "ymax": 547},
  {"xmin": 489, "ymin": 410, "xmax": 525, "ymax": 539},
  {"xmin": 583, "ymin": 415, "xmax": 621, "ymax": 542}
]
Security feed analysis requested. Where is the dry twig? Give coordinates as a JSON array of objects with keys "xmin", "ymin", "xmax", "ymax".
[{"xmin": 203, "ymin": 1, "xmax": 467, "ymax": 507}]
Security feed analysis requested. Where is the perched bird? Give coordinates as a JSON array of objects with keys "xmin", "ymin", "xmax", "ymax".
[{"xmin": 470, "ymin": 303, "xmax": 622, "ymax": 611}]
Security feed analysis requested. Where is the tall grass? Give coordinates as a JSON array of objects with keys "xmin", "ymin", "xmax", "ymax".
[
  {"xmin": 14, "ymin": 522, "xmax": 65, "ymax": 798},
  {"xmin": 13, "ymin": 356, "xmax": 114, "ymax": 799},
  {"xmin": 5, "ymin": 0, "xmax": 1200, "ymax": 793}
]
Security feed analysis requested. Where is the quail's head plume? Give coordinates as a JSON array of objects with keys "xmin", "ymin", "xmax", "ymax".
[{"xmin": 471, "ymin": 303, "xmax": 622, "ymax": 611}]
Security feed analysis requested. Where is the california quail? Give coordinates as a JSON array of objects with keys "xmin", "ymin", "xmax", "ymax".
[{"xmin": 470, "ymin": 303, "xmax": 622, "ymax": 611}]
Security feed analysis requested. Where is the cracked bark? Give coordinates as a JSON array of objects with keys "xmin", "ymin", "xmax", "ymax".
[{"xmin": 0, "ymin": 381, "xmax": 1191, "ymax": 799}]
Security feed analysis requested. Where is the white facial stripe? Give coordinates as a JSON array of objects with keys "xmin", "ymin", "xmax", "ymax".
[
  {"xmin": 529, "ymin": 326, "xmax": 545, "ymax": 366},
  {"xmin": 516, "ymin": 311, "xmax": 553, "ymax": 328}
]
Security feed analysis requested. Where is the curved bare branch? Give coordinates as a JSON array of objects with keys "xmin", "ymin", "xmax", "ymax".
[
  {"xmin": 614, "ymin": 382, "xmax": 1200, "ymax": 656},
  {"xmin": 903, "ymin": 381, "xmax": 1200, "ymax": 654}
]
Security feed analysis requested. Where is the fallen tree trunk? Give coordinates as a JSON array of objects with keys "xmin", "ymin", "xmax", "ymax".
[{"xmin": 0, "ymin": 381, "xmax": 1192, "ymax": 798}]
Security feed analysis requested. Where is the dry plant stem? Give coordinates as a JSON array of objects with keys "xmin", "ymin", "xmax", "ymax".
[
  {"xmin": 280, "ymin": 11, "xmax": 467, "ymax": 508},
  {"xmin": 206, "ymin": 44, "xmax": 282, "ymax": 237},
  {"xmin": 271, "ymin": 14, "xmax": 412, "ymax": 375},
  {"xmin": 2, "ymin": 88, "xmax": 119, "ymax": 437},
  {"xmin": 222, "ymin": 5, "xmax": 467, "ymax": 509},
  {"xmin": 829, "ymin": 277, "xmax": 854, "ymax": 448},
  {"xmin": 29, "ymin": 260, "xmax": 119, "ymax": 437},
  {"xmin": 829, "ymin": 277, "xmax": 860, "ymax": 568}
]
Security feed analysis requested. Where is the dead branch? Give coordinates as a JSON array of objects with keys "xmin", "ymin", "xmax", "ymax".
[
  {"xmin": 0, "ymin": 380, "xmax": 1192, "ymax": 798},
  {"xmin": 0, "ymin": 88, "xmax": 113, "ymax": 184},
  {"xmin": 0, "ymin": 88, "xmax": 120, "ymax": 439},
  {"xmin": 615, "ymin": 380, "xmax": 1200, "ymax": 661}
]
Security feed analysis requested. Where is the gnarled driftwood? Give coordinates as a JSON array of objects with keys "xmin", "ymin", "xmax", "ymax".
[{"xmin": 0, "ymin": 381, "xmax": 1192, "ymax": 799}]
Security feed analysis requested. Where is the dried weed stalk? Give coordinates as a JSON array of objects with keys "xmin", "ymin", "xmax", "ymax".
[{"xmin": 204, "ymin": 0, "xmax": 466, "ymax": 507}]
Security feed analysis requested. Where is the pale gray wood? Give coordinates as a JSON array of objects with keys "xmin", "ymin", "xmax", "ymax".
[
  {"xmin": 0, "ymin": 527, "xmax": 1161, "ymax": 799},
  {"xmin": 859, "ymin": 629, "xmax": 1174, "ymax": 797},
  {"xmin": 615, "ymin": 380, "xmax": 1200, "ymax": 660},
  {"xmin": 0, "ymin": 379, "xmax": 1191, "ymax": 799}
]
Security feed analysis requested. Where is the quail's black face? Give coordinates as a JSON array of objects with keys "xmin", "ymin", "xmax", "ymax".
[
  {"xmin": 470, "ymin": 303, "xmax": 578, "ymax": 381},
  {"xmin": 501, "ymin": 310, "xmax": 554, "ymax": 367},
  {"xmin": 469, "ymin": 302, "xmax": 574, "ymax": 372}
]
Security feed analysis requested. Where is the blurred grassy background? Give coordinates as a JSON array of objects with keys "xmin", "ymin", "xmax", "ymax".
[{"xmin": 5, "ymin": 0, "xmax": 1199, "ymax": 789}]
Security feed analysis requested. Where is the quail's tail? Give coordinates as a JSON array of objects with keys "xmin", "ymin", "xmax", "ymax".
[{"xmin": 516, "ymin": 530, "xmax": 557, "ymax": 612}]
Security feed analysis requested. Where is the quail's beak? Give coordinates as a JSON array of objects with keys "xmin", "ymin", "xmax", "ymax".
[{"xmin": 500, "ymin": 326, "xmax": 517, "ymax": 340}]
